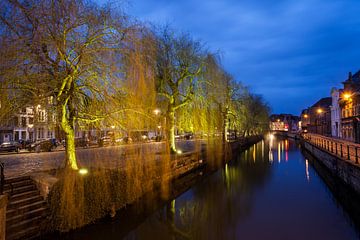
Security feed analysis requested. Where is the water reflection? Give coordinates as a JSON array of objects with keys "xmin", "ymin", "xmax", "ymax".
[
  {"xmin": 124, "ymin": 137, "xmax": 359, "ymax": 240},
  {"xmin": 64, "ymin": 137, "xmax": 360, "ymax": 240}
]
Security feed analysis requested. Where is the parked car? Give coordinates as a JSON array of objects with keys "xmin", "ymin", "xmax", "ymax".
[
  {"xmin": 0, "ymin": 142, "xmax": 21, "ymax": 153},
  {"xmin": 75, "ymin": 137, "xmax": 90, "ymax": 148},
  {"xmin": 98, "ymin": 136, "xmax": 113, "ymax": 147},
  {"xmin": 115, "ymin": 136, "xmax": 133, "ymax": 145},
  {"xmin": 27, "ymin": 139, "xmax": 55, "ymax": 152},
  {"xmin": 18, "ymin": 139, "xmax": 32, "ymax": 149}
]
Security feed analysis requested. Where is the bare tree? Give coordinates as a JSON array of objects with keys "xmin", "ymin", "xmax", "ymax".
[
  {"xmin": 0, "ymin": 0, "xmax": 135, "ymax": 170},
  {"xmin": 154, "ymin": 28, "xmax": 206, "ymax": 153}
]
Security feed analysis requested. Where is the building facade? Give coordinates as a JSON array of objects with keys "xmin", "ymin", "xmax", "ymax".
[
  {"xmin": 330, "ymin": 88, "xmax": 342, "ymax": 138},
  {"xmin": 0, "ymin": 102, "xmax": 56, "ymax": 143},
  {"xmin": 270, "ymin": 114, "xmax": 300, "ymax": 132},
  {"xmin": 307, "ymin": 97, "xmax": 332, "ymax": 136},
  {"xmin": 339, "ymin": 71, "xmax": 360, "ymax": 143}
]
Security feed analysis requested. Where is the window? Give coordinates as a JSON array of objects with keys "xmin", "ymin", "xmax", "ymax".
[{"xmin": 21, "ymin": 117, "xmax": 26, "ymax": 127}]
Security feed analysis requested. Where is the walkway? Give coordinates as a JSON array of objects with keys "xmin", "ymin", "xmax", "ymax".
[{"xmin": 304, "ymin": 133, "xmax": 360, "ymax": 165}]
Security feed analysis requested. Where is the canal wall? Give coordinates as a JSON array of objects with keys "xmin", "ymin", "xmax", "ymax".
[
  {"xmin": 39, "ymin": 136, "xmax": 263, "ymax": 234},
  {"xmin": 301, "ymin": 150, "xmax": 360, "ymax": 230},
  {"xmin": 302, "ymin": 141, "xmax": 360, "ymax": 195}
]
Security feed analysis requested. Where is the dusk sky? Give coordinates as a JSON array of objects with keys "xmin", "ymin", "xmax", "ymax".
[{"xmin": 118, "ymin": 0, "xmax": 360, "ymax": 115}]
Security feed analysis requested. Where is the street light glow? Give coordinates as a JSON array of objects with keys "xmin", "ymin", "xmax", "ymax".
[
  {"xmin": 343, "ymin": 93, "xmax": 351, "ymax": 100},
  {"xmin": 154, "ymin": 109, "xmax": 160, "ymax": 115},
  {"xmin": 317, "ymin": 108, "xmax": 323, "ymax": 114}
]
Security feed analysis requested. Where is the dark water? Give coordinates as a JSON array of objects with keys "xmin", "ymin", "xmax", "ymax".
[{"xmin": 64, "ymin": 137, "xmax": 360, "ymax": 240}]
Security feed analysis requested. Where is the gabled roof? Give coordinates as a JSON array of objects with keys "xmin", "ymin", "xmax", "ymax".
[
  {"xmin": 343, "ymin": 70, "xmax": 360, "ymax": 84},
  {"xmin": 310, "ymin": 97, "xmax": 332, "ymax": 109}
]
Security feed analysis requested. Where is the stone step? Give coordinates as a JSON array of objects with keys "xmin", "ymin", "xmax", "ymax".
[
  {"xmin": 6, "ymin": 214, "xmax": 44, "ymax": 234},
  {"xmin": 6, "ymin": 225, "xmax": 41, "ymax": 240},
  {"xmin": 5, "ymin": 176, "xmax": 31, "ymax": 184},
  {"xmin": 4, "ymin": 179, "xmax": 33, "ymax": 191},
  {"xmin": 7, "ymin": 200, "xmax": 46, "ymax": 219},
  {"xmin": 4, "ymin": 184, "xmax": 36, "ymax": 195},
  {"xmin": 9, "ymin": 190, "xmax": 40, "ymax": 202},
  {"xmin": 8, "ymin": 195, "xmax": 43, "ymax": 209},
  {"xmin": 6, "ymin": 207, "xmax": 47, "ymax": 226}
]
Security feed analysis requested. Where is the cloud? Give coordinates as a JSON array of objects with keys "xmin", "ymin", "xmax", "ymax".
[{"xmin": 125, "ymin": 0, "xmax": 360, "ymax": 114}]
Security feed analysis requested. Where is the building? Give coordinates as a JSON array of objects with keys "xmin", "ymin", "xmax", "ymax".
[
  {"xmin": 0, "ymin": 99, "xmax": 57, "ymax": 143},
  {"xmin": 307, "ymin": 97, "xmax": 332, "ymax": 136},
  {"xmin": 270, "ymin": 114, "xmax": 300, "ymax": 132},
  {"xmin": 300, "ymin": 109, "xmax": 310, "ymax": 133},
  {"xmin": 330, "ymin": 88, "xmax": 342, "ymax": 138},
  {"xmin": 339, "ymin": 71, "xmax": 360, "ymax": 142}
]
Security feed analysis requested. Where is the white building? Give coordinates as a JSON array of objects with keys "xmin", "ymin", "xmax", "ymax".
[
  {"xmin": 330, "ymin": 88, "xmax": 342, "ymax": 138},
  {"xmin": 0, "ymin": 101, "xmax": 56, "ymax": 143}
]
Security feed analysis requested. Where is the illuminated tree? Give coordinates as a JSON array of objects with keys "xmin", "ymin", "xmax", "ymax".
[
  {"xmin": 154, "ymin": 28, "xmax": 206, "ymax": 153},
  {"xmin": 237, "ymin": 94, "xmax": 270, "ymax": 136},
  {"xmin": 0, "ymin": 0, "xmax": 134, "ymax": 170}
]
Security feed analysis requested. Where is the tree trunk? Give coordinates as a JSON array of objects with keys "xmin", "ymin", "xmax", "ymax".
[
  {"xmin": 61, "ymin": 103, "xmax": 79, "ymax": 170},
  {"xmin": 223, "ymin": 107, "xmax": 229, "ymax": 142},
  {"xmin": 167, "ymin": 107, "xmax": 176, "ymax": 153}
]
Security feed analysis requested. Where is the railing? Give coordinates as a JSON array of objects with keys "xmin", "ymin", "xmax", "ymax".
[
  {"xmin": 0, "ymin": 162, "xmax": 4, "ymax": 195},
  {"xmin": 304, "ymin": 134, "xmax": 359, "ymax": 164}
]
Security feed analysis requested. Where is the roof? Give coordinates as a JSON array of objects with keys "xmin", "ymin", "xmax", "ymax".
[
  {"xmin": 343, "ymin": 70, "xmax": 360, "ymax": 84},
  {"xmin": 310, "ymin": 97, "xmax": 332, "ymax": 109}
]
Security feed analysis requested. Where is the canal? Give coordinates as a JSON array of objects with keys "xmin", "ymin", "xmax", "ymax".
[{"xmin": 61, "ymin": 137, "xmax": 360, "ymax": 240}]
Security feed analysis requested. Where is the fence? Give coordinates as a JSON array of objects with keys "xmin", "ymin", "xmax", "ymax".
[{"xmin": 303, "ymin": 133, "xmax": 360, "ymax": 164}]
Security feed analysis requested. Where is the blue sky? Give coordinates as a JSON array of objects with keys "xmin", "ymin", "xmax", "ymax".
[{"xmin": 110, "ymin": 0, "xmax": 360, "ymax": 115}]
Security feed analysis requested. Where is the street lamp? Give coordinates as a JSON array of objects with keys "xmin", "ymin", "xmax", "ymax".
[
  {"xmin": 317, "ymin": 108, "xmax": 323, "ymax": 114},
  {"xmin": 343, "ymin": 92, "xmax": 352, "ymax": 100},
  {"xmin": 153, "ymin": 109, "xmax": 160, "ymax": 115}
]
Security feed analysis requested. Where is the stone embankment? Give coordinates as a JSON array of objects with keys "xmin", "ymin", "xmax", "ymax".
[
  {"xmin": 0, "ymin": 136, "xmax": 263, "ymax": 239},
  {"xmin": 301, "ymin": 134, "xmax": 360, "ymax": 195}
]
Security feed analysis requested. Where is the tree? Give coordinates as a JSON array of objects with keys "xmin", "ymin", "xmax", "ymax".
[
  {"xmin": 154, "ymin": 28, "xmax": 206, "ymax": 153},
  {"xmin": 0, "ymin": 0, "xmax": 133, "ymax": 170}
]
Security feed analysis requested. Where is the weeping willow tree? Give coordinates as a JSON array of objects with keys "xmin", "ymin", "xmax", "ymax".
[
  {"xmin": 0, "ymin": 0, "xmax": 138, "ymax": 170},
  {"xmin": 154, "ymin": 28, "xmax": 206, "ymax": 153}
]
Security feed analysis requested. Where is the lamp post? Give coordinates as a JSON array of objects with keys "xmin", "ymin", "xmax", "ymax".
[{"xmin": 316, "ymin": 108, "xmax": 323, "ymax": 135}]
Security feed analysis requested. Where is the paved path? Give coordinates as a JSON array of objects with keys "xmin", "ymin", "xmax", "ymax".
[
  {"xmin": 304, "ymin": 133, "xmax": 360, "ymax": 165},
  {"xmin": 0, "ymin": 140, "xmax": 203, "ymax": 177}
]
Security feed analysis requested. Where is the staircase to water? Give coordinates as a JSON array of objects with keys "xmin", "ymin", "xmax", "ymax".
[{"xmin": 4, "ymin": 176, "xmax": 48, "ymax": 240}]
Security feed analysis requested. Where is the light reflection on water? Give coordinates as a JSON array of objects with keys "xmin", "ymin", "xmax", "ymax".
[{"xmin": 123, "ymin": 137, "xmax": 360, "ymax": 240}]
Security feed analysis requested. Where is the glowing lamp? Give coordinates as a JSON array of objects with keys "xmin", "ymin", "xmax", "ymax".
[
  {"xmin": 153, "ymin": 109, "xmax": 160, "ymax": 115},
  {"xmin": 79, "ymin": 168, "xmax": 88, "ymax": 175},
  {"xmin": 177, "ymin": 149, "xmax": 182, "ymax": 154},
  {"xmin": 317, "ymin": 108, "xmax": 323, "ymax": 114},
  {"xmin": 343, "ymin": 93, "xmax": 351, "ymax": 100}
]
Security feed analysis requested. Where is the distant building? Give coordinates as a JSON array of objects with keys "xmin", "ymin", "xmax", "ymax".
[
  {"xmin": 300, "ymin": 109, "xmax": 310, "ymax": 133},
  {"xmin": 339, "ymin": 71, "xmax": 360, "ymax": 142},
  {"xmin": 330, "ymin": 88, "xmax": 342, "ymax": 138},
  {"xmin": 270, "ymin": 114, "xmax": 300, "ymax": 132},
  {"xmin": 0, "ymin": 97, "xmax": 57, "ymax": 143},
  {"xmin": 307, "ymin": 97, "xmax": 332, "ymax": 136}
]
